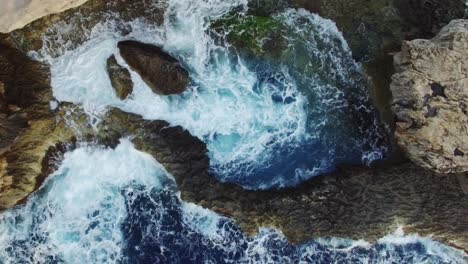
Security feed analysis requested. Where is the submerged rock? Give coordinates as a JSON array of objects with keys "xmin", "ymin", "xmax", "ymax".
[
  {"xmin": 118, "ymin": 40, "xmax": 189, "ymax": 95},
  {"xmin": 107, "ymin": 55, "xmax": 133, "ymax": 100},
  {"xmin": 391, "ymin": 19, "xmax": 468, "ymax": 173}
]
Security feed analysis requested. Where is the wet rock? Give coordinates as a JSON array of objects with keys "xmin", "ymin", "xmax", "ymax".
[
  {"xmin": 106, "ymin": 55, "xmax": 133, "ymax": 100},
  {"xmin": 0, "ymin": 0, "xmax": 165, "ymax": 56},
  {"xmin": 0, "ymin": 43, "xmax": 52, "ymax": 114},
  {"xmin": 0, "ymin": 43, "xmax": 77, "ymax": 210},
  {"xmin": 174, "ymin": 159, "xmax": 468, "ymax": 253},
  {"xmin": 390, "ymin": 19, "xmax": 468, "ymax": 173},
  {"xmin": 118, "ymin": 40, "xmax": 189, "ymax": 95}
]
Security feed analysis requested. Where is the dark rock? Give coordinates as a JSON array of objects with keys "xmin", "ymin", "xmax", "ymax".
[
  {"xmin": 422, "ymin": 94, "xmax": 431, "ymax": 106},
  {"xmin": 424, "ymin": 106, "xmax": 438, "ymax": 118},
  {"xmin": 454, "ymin": 148, "xmax": 465, "ymax": 157},
  {"xmin": 393, "ymin": 0, "xmax": 466, "ymax": 38},
  {"xmin": 431, "ymin": 82, "xmax": 447, "ymax": 98},
  {"xmin": 0, "ymin": 43, "xmax": 52, "ymax": 114},
  {"xmin": 118, "ymin": 40, "xmax": 189, "ymax": 95},
  {"xmin": 106, "ymin": 55, "xmax": 133, "ymax": 100}
]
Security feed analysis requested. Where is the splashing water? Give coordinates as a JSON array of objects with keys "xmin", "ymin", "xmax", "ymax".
[
  {"xmin": 38, "ymin": 0, "xmax": 388, "ymax": 189},
  {"xmin": 0, "ymin": 141, "xmax": 465, "ymax": 263}
]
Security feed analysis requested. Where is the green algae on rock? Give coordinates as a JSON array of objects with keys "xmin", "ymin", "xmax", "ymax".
[
  {"xmin": 0, "ymin": 43, "xmax": 75, "ymax": 210},
  {"xmin": 211, "ymin": 14, "xmax": 286, "ymax": 57}
]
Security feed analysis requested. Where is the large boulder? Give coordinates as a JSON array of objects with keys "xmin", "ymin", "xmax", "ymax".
[
  {"xmin": 107, "ymin": 55, "xmax": 133, "ymax": 100},
  {"xmin": 118, "ymin": 40, "xmax": 189, "ymax": 95},
  {"xmin": 390, "ymin": 19, "xmax": 468, "ymax": 173}
]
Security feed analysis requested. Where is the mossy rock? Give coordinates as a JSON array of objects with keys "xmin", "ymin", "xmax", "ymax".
[{"xmin": 211, "ymin": 14, "xmax": 287, "ymax": 58}]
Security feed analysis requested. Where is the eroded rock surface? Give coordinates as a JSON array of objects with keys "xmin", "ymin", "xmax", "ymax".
[
  {"xmin": 0, "ymin": 43, "xmax": 75, "ymax": 209},
  {"xmin": 391, "ymin": 19, "xmax": 468, "ymax": 173},
  {"xmin": 118, "ymin": 40, "xmax": 189, "ymax": 95},
  {"xmin": 107, "ymin": 55, "xmax": 133, "ymax": 100},
  {"xmin": 0, "ymin": 0, "xmax": 165, "ymax": 56}
]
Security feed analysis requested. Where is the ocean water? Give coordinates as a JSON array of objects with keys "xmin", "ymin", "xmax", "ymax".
[
  {"xmin": 39, "ymin": 0, "xmax": 387, "ymax": 189},
  {"xmin": 1, "ymin": 0, "xmax": 466, "ymax": 263},
  {"xmin": 0, "ymin": 140, "xmax": 465, "ymax": 263}
]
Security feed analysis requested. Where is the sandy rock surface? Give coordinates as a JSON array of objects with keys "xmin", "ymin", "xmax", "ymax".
[
  {"xmin": 0, "ymin": 0, "xmax": 90, "ymax": 33},
  {"xmin": 391, "ymin": 19, "xmax": 468, "ymax": 173}
]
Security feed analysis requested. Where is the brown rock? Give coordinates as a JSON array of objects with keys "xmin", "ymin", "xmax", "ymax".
[
  {"xmin": 390, "ymin": 19, "xmax": 468, "ymax": 173},
  {"xmin": 106, "ymin": 55, "xmax": 133, "ymax": 100},
  {"xmin": 118, "ymin": 40, "xmax": 189, "ymax": 95}
]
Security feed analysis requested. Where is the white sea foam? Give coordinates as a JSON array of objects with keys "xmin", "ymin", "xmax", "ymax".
[
  {"xmin": 39, "ymin": 0, "xmax": 389, "ymax": 189},
  {"xmin": 0, "ymin": 140, "xmax": 466, "ymax": 263},
  {"xmin": 0, "ymin": 140, "xmax": 170, "ymax": 264},
  {"xmin": 43, "ymin": 0, "xmax": 311, "ymax": 186}
]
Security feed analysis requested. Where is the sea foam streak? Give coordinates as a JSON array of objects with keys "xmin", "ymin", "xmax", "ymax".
[{"xmin": 39, "ymin": 0, "xmax": 387, "ymax": 189}]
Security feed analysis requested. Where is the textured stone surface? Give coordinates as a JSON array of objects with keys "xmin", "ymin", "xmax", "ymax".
[
  {"xmin": 0, "ymin": 0, "xmax": 90, "ymax": 33},
  {"xmin": 118, "ymin": 40, "xmax": 189, "ymax": 95},
  {"xmin": 0, "ymin": 0, "xmax": 165, "ymax": 56},
  {"xmin": 107, "ymin": 55, "xmax": 133, "ymax": 100},
  {"xmin": 0, "ymin": 43, "xmax": 75, "ymax": 209},
  {"xmin": 391, "ymin": 19, "xmax": 468, "ymax": 173}
]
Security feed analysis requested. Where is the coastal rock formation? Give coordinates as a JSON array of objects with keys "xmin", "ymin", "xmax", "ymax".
[
  {"xmin": 0, "ymin": 0, "xmax": 90, "ymax": 33},
  {"xmin": 390, "ymin": 19, "xmax": 468, "ymax": 173},
  {"xmin": 118, "ymin": 40, "xmax": 189, "ymax": 95},
  {"xmin": 0, "ymin": 43, "xmax": 76, "ymax": 209},
  {"xmin": 0, "ymin": 0, "xmax": 165, "ymax": 56},
  {"xmin": 107, "ymin": 55, "xmax": 133, "ymax": 100}
]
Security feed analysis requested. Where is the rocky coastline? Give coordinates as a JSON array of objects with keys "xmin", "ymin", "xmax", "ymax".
[{"xmin": 0, "ymin": 0, "xmax": 467, "ymax": 254}]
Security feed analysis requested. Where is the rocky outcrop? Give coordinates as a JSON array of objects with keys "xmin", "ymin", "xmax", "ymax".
[
  {"xmin": 107, "ymin": 55, "xmax": 133, "ymax": 100},
  {"xmin": 0, "ymin": 0, "xmax": 165, "ymax": 56},
  {"xmin": 0, "ymin": 43, "xmax": 76, "ymax": 209},
  {"xmin": 391, "ymin": 19, "xmax": 468, "ymax": 173},
  {"xmin": 118, "ymin": 40, "xmax": 189, "ymax": 95},
  {"xmin": 0, "ymin": 0, "xmax": 90, "ymax": 33}
]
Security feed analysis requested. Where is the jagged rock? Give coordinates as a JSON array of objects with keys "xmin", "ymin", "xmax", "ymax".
[
  {"xmin": 0, "ymin": 43, "xmax": 76, "ymax": 210},
  {"xmin": 118, "ymin": 40, "xmax": 189, "ymax": 95},
  {"xmin": 390, "ymin": 19, "xmax": 468, "ymax": 173},
  {"xmin": 107, "ymin": 55, "xmax": 133, "ymax": 99}
]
